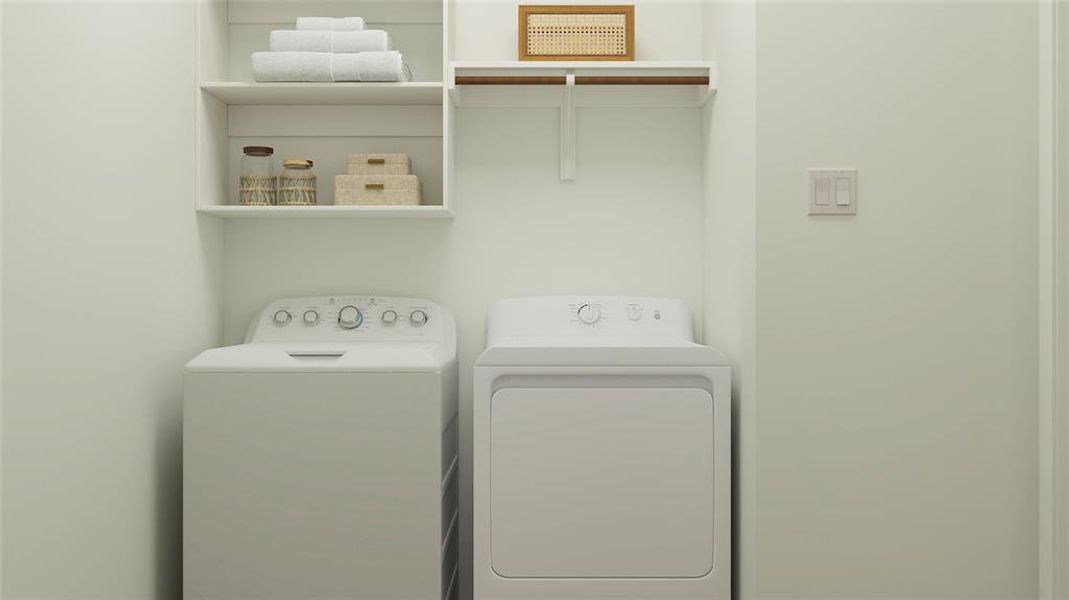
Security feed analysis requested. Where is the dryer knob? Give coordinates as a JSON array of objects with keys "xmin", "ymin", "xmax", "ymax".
[
  {"xmin": 577, "ymin": 303, "xmax": 602, "ymax": 325},
  {"xmin": 303, "ymin": 309, "xmax": 320, "ymax": 325},
  {"xmin": 409, "ymin": 309, "xmax": 428, "ymax": 327},
  {"xmin": 381, "ymin": 309, "xmax": 399, "ymax": 325},
  {"xmin": 272, "ymin": 309, "xmax": 292, "ymax": 325},
  {"xmin": 338, "ymin": 305, "xmax": 363, "ymax": 329}
]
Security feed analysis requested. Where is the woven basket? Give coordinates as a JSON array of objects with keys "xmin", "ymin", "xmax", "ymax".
[
  {"xmin": 336, "ymin": 174, "xmax": 421, "ymax": 206},
  {"xmin": 347, "ymin": 153, "xmax": 412, "ymax": 176},
  {"xmin": 519, "ymin": 5, "xmax": 634, "ymax": 61},
  {"xmin": 239, "ymin": 175, "xmax": 277, "ymax": 206}
]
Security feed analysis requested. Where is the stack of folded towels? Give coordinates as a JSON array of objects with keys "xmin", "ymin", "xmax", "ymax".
[{"xmin": 252, "ymin": 17, "xmax": 411, "ymax": 83}]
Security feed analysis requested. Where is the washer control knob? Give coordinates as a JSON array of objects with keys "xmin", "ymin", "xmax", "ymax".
[
  {"xmin": 409, "ymin": 309, "xmax": 428, "ymax": 327},
  {"xmin": 577, "ymin": 303, "xmax": 602, "ymax": 325},
  {"xmin": 272, "ymin": 309, "xmax": 292, "ymax": 325},
  {"xmin": 303, "ymin": 309, "xmax": 320, "ymax": 325},
  {"xmin": 381, "ymin": 309, "xmax": 399, "ymax": 325},
  {"xmin": 338, "ymin": 305, "xmax": 363, "ymax": 329}
]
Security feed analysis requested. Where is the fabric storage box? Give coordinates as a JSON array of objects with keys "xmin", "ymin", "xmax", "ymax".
[
  {"xmin": 347, "ymin": 153, "xmax": 412, "ymax": 176},
  {"xmin": 336, "ymin": 174, "xmax": 421, "ymax": 206}
]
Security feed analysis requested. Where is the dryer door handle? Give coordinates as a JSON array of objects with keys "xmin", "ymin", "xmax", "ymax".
[{"xmin": 287, "ymin": 350, "xmax": 346, "ymax": 358}]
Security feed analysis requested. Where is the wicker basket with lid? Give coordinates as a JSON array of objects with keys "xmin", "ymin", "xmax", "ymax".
[{"xmin": 278, "ymin": 159, "xmax": 317, "ymax": 206}]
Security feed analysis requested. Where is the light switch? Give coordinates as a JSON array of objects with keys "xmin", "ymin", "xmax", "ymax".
[
  {"xmin": 814, "ymin": 177, "xmax": 831, "ymax": 205},
  {"xmin": 835, "ymin": 178, "xmax": 851, "ymax": 206},
  {"xmin": 808, "ymin": 168, "xmax": 857, "ymax": 215}
]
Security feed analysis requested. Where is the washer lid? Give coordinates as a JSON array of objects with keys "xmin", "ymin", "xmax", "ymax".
[
  {"xmin": 186, "ymin": 342, "xmax": 451, "ymax": 373},
  {"xmin": 187, "ymin": 295, "xmax": 457, "ymax": 373}
]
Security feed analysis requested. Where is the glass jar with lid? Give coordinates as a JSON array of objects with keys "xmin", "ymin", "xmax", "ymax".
[
  {"xmin": 239, "ymin": 146, "xmax": 277, "ymax": 206},
  {"xmin": 277, "ymin": 159, "xmax": 317, "ymax": 206}
]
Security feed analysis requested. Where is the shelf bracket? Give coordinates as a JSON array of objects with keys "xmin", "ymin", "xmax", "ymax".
[{"xmin": 560, "ymin": 71, "xmax": 576, "ymax": 181}]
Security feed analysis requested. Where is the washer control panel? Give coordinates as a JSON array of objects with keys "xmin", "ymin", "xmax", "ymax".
[
  {"xmin": 487, "ymin": 296, "xmax": 694, "ymax": 344},
  {"xmin": 248, "ymin": 295, "xmax": 443, "ymax": 342}
]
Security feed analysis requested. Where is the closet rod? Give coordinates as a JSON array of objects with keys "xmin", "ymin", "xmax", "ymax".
[
  {"xmin": 455, "ymin": 76, "xmax": 565, "ymax": 85},
  {"xmin": 454, "ymin": 75, "xmax": 710, "ymax": 86}
]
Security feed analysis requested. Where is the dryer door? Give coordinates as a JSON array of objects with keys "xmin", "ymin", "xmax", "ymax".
[{"xmin": 490, "ymin": 386, "xmax": 715, "ymax": 579}]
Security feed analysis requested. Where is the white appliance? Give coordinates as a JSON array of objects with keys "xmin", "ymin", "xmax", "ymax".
[
  {"xmin": 184, "ymin": 295, "xmax": 459, "ymax": 600},
  {"xmin": 473, "ymin": 296, "xmax": 731, "ymax": 599}
]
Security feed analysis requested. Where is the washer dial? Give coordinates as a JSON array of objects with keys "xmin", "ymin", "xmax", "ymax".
[
  {"xmin": 338, "ymin": 305, "xmax": 364, "ymax": 329},
  {"xmin": 272, "ymin": 309, "xmax": 292, "ymax": 325},
  {"xmin": 303, "ymin": 309, "xmax": 320, "ymax": 325},
  {"xmin": 409, "ymin": 309, "xmax": 428, "ymax": 327},
  {"xmin": 381, "ymin": 309, "xmax": 399, "ymax": 325}
]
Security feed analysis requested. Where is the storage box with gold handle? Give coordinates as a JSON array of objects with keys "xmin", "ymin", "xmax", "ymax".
[
  {"xmin": 346, "ymin": 153, "xmax": 412, "ymax": 176},
  {"xmin": 335, "ymin": 174, "xmax": 421, "ymax": 206}
]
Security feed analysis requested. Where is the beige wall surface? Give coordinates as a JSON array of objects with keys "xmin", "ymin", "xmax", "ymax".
[
  {"xmin": 1, "ymin": 2, "xmax": 222, "ymax": 598},
  {"xmin": 1058, "ymin": 3, "xmax": 1069, "ymax": 596},
  {"xmin": 753, "ymin": 2, "xmax": 1039, "ymax": 598}
]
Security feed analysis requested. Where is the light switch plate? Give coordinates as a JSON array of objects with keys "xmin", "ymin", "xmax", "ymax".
[{"xmin": 808, "ymin": 168, "xmax": 857, "ymax": 215}]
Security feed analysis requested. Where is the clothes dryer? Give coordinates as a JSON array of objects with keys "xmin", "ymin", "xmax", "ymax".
[{"xmin": 473, "ymin": 296, "xmax": 730, "ymax": 599}]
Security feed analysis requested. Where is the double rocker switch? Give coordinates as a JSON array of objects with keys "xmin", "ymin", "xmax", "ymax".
[{"xmin": 809, "ymin": 169, "xmax": 857, "ymax": 215}]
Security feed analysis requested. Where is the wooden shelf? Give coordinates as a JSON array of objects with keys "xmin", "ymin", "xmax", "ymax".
[
  {"xmin": 451, "ymin": 60, "xmax": 715, "ymax": 70},
  {"xmin": 200, "ymin": 82, "xmax": 444, "ymax": 106},
  {"xmin": 197, "ymin": 205, "xmax": 453, "ymax": 219},
  {"xmin": 448, "ymin": 61, "xmax": 717, "ymax": 107},
  {"xmin": 454, "ymin": 75, "xmax": 709, "ymax": 86}
]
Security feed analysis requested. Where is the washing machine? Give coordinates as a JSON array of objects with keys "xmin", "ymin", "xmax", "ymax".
[
  {"xmin": 473, "ymin": 296, "xmax": 730, "ymax": 600},
  {"xmin": 184, "ymin": 295, "xmax": 459, "ymax": 600}
]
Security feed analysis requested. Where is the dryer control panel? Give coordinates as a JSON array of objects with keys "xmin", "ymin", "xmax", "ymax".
[
  {"xmin": 247, "ymin": 295, "xmax": 444, "ymax": 343},
  {"xmin": 486, "ymin": 296, "xmax": 694, "ymax": 345}
]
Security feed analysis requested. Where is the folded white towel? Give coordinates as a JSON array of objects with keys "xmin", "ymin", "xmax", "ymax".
[
  {"xmin": 296, "ymin": 17, "xmax": 366, "ymax": 31},
  {"xmin": 349, "ymin": 50, "xmax": 408, "ymax": 82},
  {"xmin": 251, "ymin": 51, "xmax": 410, "ymax": 82},
  {"xmin": 269, "ymin": 30, "xmax": 391, "ymax": 53}
]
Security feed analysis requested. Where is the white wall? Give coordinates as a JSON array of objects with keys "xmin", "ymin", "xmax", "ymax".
[
  {"xmin": 750, "ymin": 2, "xmax": 1039, "ymax": 598},
  {"xmin": 1, "ymin": 3, "xmax": 222, "ymax": 598},
  {"xmin": 701, "ymin": 1, "xmax": 756, "ymax": 597}
]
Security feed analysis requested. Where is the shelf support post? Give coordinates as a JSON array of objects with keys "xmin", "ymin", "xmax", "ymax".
[{"xmin": 560, "ymin": 71, "xmax": 576, "ymax": 181}]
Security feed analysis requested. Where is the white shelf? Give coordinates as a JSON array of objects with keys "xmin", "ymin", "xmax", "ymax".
[
  {"xmin": 195, "ymin": 0, "xmax": 453, "ymax": 217},
  {"xmin": 201, "ymin": 82, "xmax": 444, "ymax": 106},
  {"xmin": 449, "ymin": 60, "xmax": 717, "ymax": 180},
  {"xmin": 198, "ymin": 205, "xmax": 453, "ymax": 219}
]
